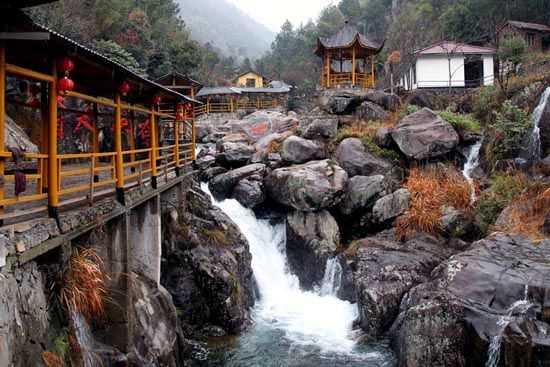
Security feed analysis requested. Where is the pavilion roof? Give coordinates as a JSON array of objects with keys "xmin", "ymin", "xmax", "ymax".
[
  {"xmin": 154, "ymin": 71, "xmax": 204, "ymax": 93},
  {"xmin": 315, "ymin": 22, "xmax": 384, "ymax": 56}
]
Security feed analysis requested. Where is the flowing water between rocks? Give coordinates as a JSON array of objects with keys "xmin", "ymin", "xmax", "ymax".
[
  {"xmin": 524, "ymin": 86, "xmax": 550, "ymax": 166},
  {"xmin": 199, "ymin": 183, "xmax": 396, "ymax": 366},
  {"xmin": 462, "ymin": 139, "xmax": 483, "ymax": 203}
]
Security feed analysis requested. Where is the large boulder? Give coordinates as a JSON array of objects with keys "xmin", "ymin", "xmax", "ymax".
[
  {"xmin": 355, "ymin": 101, "xmax": 389, "ymax": 122},
  {"xmin": 208, "ymin": 163, "xmax": 266, "ymax": 200},
  {"xmin": 232, "ymin": 179, "xmax": 265, "ymax": 209},
  {"xmin": 300, "ymin": 116, "xmax": 339, "ymax": 141},
  {"xmin": 339, "ymin": 234, "xmax": 463, "ymax": 338},
  {"xmin": 404, "ymin": 89, "xmax": 439, "ymax": 109},
  {"xmin": 335, "ymin": 138, "xmax": 396, "ymax": 177},
  {"xmin": 391, "ymin": 108, "xmax": 459, "ymax": 160},
  {"xmin": 372, "ymin": 189, "xmax": 411, "ymax": 224},
  {"xmin": 339, "ymin": 175, "xmax": 388, "ymax": 215},
  {"xmin": 161, "ymin": 185, "xmax": 256, "ymax": 334},
  {"xmin": 280, "ymin": 136, "xmax": 326, "ymax": 164},
  {"xmin": 264, "ymin": 159, "xmax": 347, "ymax": 211},
  {"xmin": 320, "ymin": 91, "xmax": 362, "ymax": 115},
  {"xmin": 365, "ymin": 90, "xmax": 401, "ymax": 112},
  {"xmin": 390, "ymin": 233, "xmax": 550, "ymax": 367},
  {"xmin": 231, "ymin": 110, "xmax": 299, "ymax": 143},
  {"xmin": 216, "ymin": 142, "xmax": 255, "ymax": 168},
  {"xmin": 254, "ymin": 131, "xmax": 294, "ymax": 152},
  {"xmin": 286, "ymin": 210, "xmax": 340, "ymax": 289},
  {"xmin": 5, "ymin": 114, "xmax": 39, "ymax": 154}
]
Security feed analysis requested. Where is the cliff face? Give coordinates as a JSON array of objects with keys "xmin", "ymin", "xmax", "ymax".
[{"xmin": 160, "ymin": 178, "xmax": 256, "ymax": 336}]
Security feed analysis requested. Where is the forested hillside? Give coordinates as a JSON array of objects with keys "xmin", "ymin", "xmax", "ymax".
[
  {"xmin": 256, "ymin": 0, "xmax": 549, "ymax": 88},
  {"xmin": 177, "ymin": 0, "xmax": 274, "ymax": 60}
]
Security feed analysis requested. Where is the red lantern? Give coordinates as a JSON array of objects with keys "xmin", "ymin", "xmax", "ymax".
[
  {"xmin": 57, "ymin": 76, "xmax": 74, "ymax": 95},
  {"xmin": 119, "ymin": 81, "xmax": 131, "ymax": 96},
  {"xmin": 153, "ymin": 95, "xmax": 162, "ymax": 105},
  {"xmin": 58, "ymin": 57, "xmax": 75, "ymax": 75},
  {"xmin": 175, "ymin": 112, "xmax": 184, "ymax": 120}
]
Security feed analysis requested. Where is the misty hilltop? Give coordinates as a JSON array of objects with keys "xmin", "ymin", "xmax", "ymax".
[{"xmin": 177, "ymin": 0, "xmax": 275, "ymax": 60}]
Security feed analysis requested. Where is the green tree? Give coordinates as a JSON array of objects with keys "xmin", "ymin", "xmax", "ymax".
[
  {"xmin": 500, "ymin": 36, "xmax": 528, "ymax": 67},
  {"xmin": 92, "ymin": 39, "xmax": 145, "ymax": 75}
]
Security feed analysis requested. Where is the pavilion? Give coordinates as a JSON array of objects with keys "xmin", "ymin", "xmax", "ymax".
[{"xmin": 315, "ymin": 21, "xmax": 384, "ymax": 89}]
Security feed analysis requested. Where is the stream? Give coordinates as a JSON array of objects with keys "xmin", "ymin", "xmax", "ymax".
[{"xmin": 199, "ymin": 183, "xmax": 396, "ymax": 366}]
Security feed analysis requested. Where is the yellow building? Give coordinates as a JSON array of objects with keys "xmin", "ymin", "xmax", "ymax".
[{"xmin": 233, "ymin": 70, "xmax": 270, "ymax": 88}]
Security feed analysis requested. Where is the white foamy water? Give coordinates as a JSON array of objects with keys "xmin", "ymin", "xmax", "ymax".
[
  {"xmin": 462, "ymin": 140, "xmax": 483, "ymax": 203},
  {"xmin": 486, "ymin": 285, "xmax": 531, "ymax": 367},
  {"xmin": 525, "ymin": 87, "xmax": 550, "ymax": 165},
  {"xmin": 201, "ymin": 183, "xmax": 363, "ymax": 355}
]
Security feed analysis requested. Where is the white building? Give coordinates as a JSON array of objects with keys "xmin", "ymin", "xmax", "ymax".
[{"xmin": 398, "ymin": 41, "xmax": 495, "ymax": 90}]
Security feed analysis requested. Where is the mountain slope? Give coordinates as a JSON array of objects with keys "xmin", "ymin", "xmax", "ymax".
[{"xmin": 177, "ymin": 0, "xmax": 275, "ymax": 60}]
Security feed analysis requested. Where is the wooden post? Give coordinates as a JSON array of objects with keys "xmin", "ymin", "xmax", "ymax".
[
  {"xmin": 191, "ymin": 114, "xmax": 196, "ymax": 161},
  {"xmin": 174, "ymin": 110, "xmax": 180, "ymax": 176},
  {"xmin": 114, "ymin": 93, "xmax": 125, "ymax": 204},
  {"xmin": 38, "ymin": 81, "xmax": 49, "ymax": 193},
  {"xmin": 150, "ymin": 107, "xmax": 158, "ymax": 188},
  {"xmin": 0, "ymin": 46, "xmax": 5, "ymax": 220},
  {"xmin": 230, "ymin": 96, "xmax": 234, "ymax": 113},
  {"xmin": 352, "ymin": 47, "xmax": 356, "ymax": 87},
  {"xmin": 128, "ymin": 109, "xmax": 136, "ymax": 173},
  {"xmin": 339, "ymin": 48, "xmax": 343, "ymax": 86},
  {"xmin": 371, "ymin": 55, "xmax": 375, "ymax": 88},
  {"xmin": 48, "ymin": 59, "xmax": 59, "ymax": 218},
  {"xmin": 92, "ymin": 103, "xmax": 99, "ymax": 182},
  {"xmin": 326, "ymin": 51, "xmax": 331, "ymax": 88}
]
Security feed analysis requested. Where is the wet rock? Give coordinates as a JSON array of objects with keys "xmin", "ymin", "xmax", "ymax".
[
  {"xmin": 202, "ymin": 132, "xmax": 226, "ymax": 143},
  {"xmin": 355, "ymin": 101, "xmax": 390, "ymax": 121},
  {"xmin": 195, "ymin": 122, "xmax": 214, "ymax": 142},
  {"xmin": 339, "ymin": 175, "xmax": 387, "ymax": 215},
  {"xmin": 231, "ymin": 110, "xmax": 299, "ymax": 143},
  {"xmin": 208, "ymin": 163, "xmax": 266, "ymax": 200},
  {"xmin": 264, "ymin": 159, "xmax": 347, "ymax": 211},
  {"xmin": 300, "ymin": 116, "xmax": 339, "ymax": 141},
  {"xmin": 200, "ymin": 166, "xmax": 227, "ymax": 182},
  {"xmin": 196, "ymin": 155, "xmax": 216, "ymax": 171},
  {"xmin": 543, "ymin": 210, "xmax": 550, "ymax": 235},
  {"xmin": 232, "ymin": 179, "xmax": 265, "ymax": 209},
  {"xmin": 161, "ymin": 185, "xmax": 256, "ymax": 334},
  {"xmin": 374, "ymin": 127, "xmax": 393, "ymax": 149},
  {"xmin": 216, "ymin": 142, "xmax": 256, "ymax": 168},
  {"xmin": 372, "ymin": 189, "xmax": 411, "ymax": 224},
  {"xmin": 286, "ymin": 210, "xmax": 339, "ymax": 289},
  {"xmin": 540, "ymin": 155, "xmax": 550, "ymax": 176},
  {"xmin": 390, "ymin": 233, "xmax": 550, "ymax": 367},
  {"xmin": 404, "ymin": 89, "xmax": 438, "ymax": 109},
  {"xmin": 280, "ymin": 136, "xmax": 326, "ymax": 164},
  {"xmin": 335, "ymin": 138, "xmax": 395, "ymax": 177},
  {"xmin": 266, "ymin": 153, "xmax": 283, "ymax": 170},
  {"xmin": 391, "ymin": 108, "xmax": 459, "ymax": 160},
  {"xmin": 340, "ymin": 234, "xmax": 460, "ymax": 339},
  {"xmin": 5, "ymin": 114, "xmax": 39, "ymax": 154}
]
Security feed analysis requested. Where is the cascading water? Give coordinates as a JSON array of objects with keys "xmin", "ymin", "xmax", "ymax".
[
  {"xmin": 69, "ymin": 307, "xmax": 97, "ymax": 367},
  {"xmin": 200, "ymin": 183, "xmax": 395, "ymax": 366},
  {"xmin": 462, "ymin": 140, "xmax": 483, "ymax": 203},
  {"xmin": 319, "ymin": 257, "xmax": 342, "ymax": 296},
  {"xmin": 485, "ymin": 285, "xmax": 531, "ymax": 367},
  {"xmin": 524, "ymin": 87, "xmax": 550, "ymax": 166}
]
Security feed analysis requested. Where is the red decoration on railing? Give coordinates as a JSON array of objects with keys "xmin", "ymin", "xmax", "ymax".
[
  {"xmin": 57, "ymin": 96, "xmax": 67, "ymax": 140},
  {"xmin": 175, "ymin": 103, "xmax": 184, "ymax": 120},
  {"xmin": 119, "ymin": 81, "xmax": 131, "ymax": 96},
  {"xmin": 185, "ymin": 102, "xmax": 194, "ymax": 118},
  {"xmin": 58, "ymin": 57, "xmax": 75, "ymax": 75},
  {"xmin": 153, "ymin": 95, "xmax": 162, "ymax": 106},
  {"xmin": 57, "ymin": 76, "xmax": 74, "ymax": 96},
  {"xmin": 73, "ymin": 107, "xmax": 94, "ymax": 134},
  {"xmin": 137, "ymin": 119, "xmax": 151, "ymax": 147}
]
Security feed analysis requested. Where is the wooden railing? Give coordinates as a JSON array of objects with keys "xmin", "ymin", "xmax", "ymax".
[
  {"xmin": 0, "ymin": 47, "xmax": 195, "ymax": 223},
  {"xmin": 193, "ymin": 98, "xmax": 283, "ymax": 116},
  {"xmin": 324, "ymin": 72, "xmax": 375, "ymax": 89}
]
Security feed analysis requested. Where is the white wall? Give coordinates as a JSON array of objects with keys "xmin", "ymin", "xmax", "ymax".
[
  {"xmin": 416, "ymin": 54, "xmax": 465, "ymax": 88},
  {"xmin": 482, "ymin": 55, "xmax": 494, "ymax": 86}
]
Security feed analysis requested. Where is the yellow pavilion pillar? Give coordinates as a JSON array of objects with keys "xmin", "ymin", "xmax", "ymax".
[
  {"xmin": 352, "ymin": 47, "xmax": 356, "ymax": 87},
  {"xmin": 48, "ymin": 60, "xmax": 59, "ymax": 218},
  {"xmin": 371, "ymin": 55, "xmax": 375, "ymax": 88},
  {"xmin": 326, "ymin": 51, "xmax": 331, "ymax": 88},
  {"xmin": 150, "ymin": 106, "xmax": 158, "ymax": 188},
  {"xmin": 114, "ymin": 93, "xmax": 125, "ymax": 204}
]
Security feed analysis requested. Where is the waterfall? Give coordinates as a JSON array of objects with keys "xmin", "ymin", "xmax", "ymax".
[
  {"xmin": 462, "ymin": 140, "xmax": 482, "ymax": 203},
  {"xmin": 319, "ymin": 257, "xmax": 343, "ymax": 296},
  {"xmin": 485, "ymin": 285, "xmax": 531, "ymax": 367},
  {"xmin": 201, "ymin": 183, "xmax": 363, "ymax": 355},
  {"xmin": 524, "ymin": 87, "xmax": 550, "ymax": 165}
]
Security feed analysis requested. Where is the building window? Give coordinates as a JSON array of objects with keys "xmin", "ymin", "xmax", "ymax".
[{"xmin": 246, "ymin": 78, "xmax": 255, "ymax": 87}]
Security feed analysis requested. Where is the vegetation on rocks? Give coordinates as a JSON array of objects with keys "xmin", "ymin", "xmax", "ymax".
[
  {"xmin": 396, "ymin": 166, "xmax": 472, "ymax": 240},
  {"xmin": 436, "ymin": 110, "xmax": 481, "ymax": 132}
]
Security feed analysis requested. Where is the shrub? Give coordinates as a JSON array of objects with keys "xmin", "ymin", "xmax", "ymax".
[
  {"xmin": 436, "ymin": 110, "xmax": 481, "ymax": 132},
  {"xmin": 488, "ymin": 100, "xmax": 532, "ymax": 163},
  {"xmin": 396, "ymin": 166, "xmax": 471, "ymax": 240},
  {"xmin": 397, "ymin": 104, "xmax": 420, "ymax": 120},
  {"xmin": 474, "ymin": 171, "xmax": 528, "ymax": 233},
  {"xmin": 56, "ymin": 247, "xmax": 108, "ymax": 323},
  {"xmin": 473, "ymin": 85, "xmax": 500, "ymax": 122},
  {"xmin": 500, "ymin": 36, "xmax": 528, "ymax": 66},
  {"xmin": 266, "ymin": 139, "xmax": 283, "ymax": 154}
]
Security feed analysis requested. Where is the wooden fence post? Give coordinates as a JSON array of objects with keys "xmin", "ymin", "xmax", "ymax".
[
  {"xmin": 48, "ymin": 59, "xmax": 59, "ymax": 219},
  {"xmin": 114, "ymin": 93, "xmax": 125, "ymax": 204}
]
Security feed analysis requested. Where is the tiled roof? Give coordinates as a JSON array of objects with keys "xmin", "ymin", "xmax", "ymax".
[
  {"xmin": 415, "ymin": 41, "xmax": 495, "ymax": 55},
  {"xmin": 316, "ymin": 22, "xmax": 384, "ymax": 55},
  {"xmin": 506, "ymin": 20, "xmax": 550, "ymax": 32}
]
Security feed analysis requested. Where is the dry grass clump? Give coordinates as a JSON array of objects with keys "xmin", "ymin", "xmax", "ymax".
[
  {"xmin": 200, "ymin": 228, "xmax": 229, "ymax": 247},
  {"xmin": 42, "ymin": 352, "xmax": 66, "ymax": 367},
  {"xmin": 396, "ymin": 166, "xmax": 472, "ymax": 240},
  {"xmin": 266, "ymin": 139, "xmax": 283, "ymax": 153},
  {"xmin": 57, "ymin": 247, "xmax": 108, "ymax": 323},
  {"xmin": 494, "ymin": 186, "xmax": 550, "ymax": 240}
]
